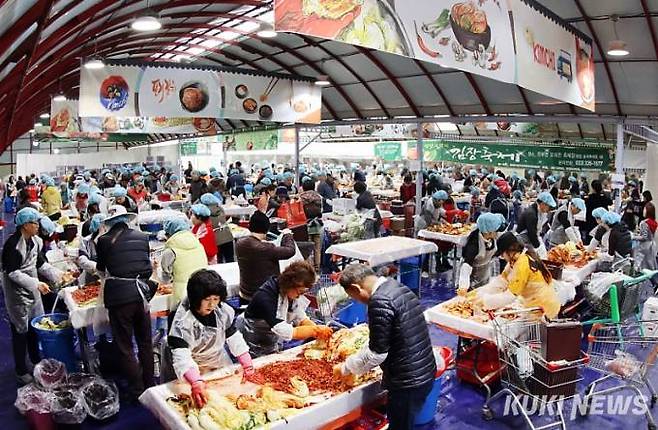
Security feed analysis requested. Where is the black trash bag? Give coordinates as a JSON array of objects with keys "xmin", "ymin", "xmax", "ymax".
[{"xmin": 81, "ymin": 380, "xmax": 120, "ymax": 420}]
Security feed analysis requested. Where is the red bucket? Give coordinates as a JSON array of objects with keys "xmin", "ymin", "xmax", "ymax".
[
  {"xmin": 26, "ymin": 411, "xmax": 55, "ymax": 430},
  {"xmin": 382, "ymin": 218, "xmax": 391, "ymax": 230}
]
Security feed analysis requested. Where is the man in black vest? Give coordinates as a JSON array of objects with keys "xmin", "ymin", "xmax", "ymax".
[
  {"xmin": 96, "ymin": 205, "xmax": 155, "ymax": 400},
  {"xmin": 335, "ymin": 263, "xmax": 436, "ymax": 430}
]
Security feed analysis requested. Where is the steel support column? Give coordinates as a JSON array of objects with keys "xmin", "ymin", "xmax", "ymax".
[
  {"xmin": 415, "ymin": 122, "xmax": 424, "ymax": 215},
  {"xmin": 294, "ymin": 125, "xmax": 301, "ymax": 189},
  {"xmin": 615, "ymin": 121, "xmax": 624, "ymax": 211}
]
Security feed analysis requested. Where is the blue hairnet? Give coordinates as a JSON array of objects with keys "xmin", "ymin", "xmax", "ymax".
[
  {"xmin": 105, "ymin": 215, "xmax": 128, "ymax": 227},
  {"xmin": 429, "ymin": 173, "xmax": 439, "ymax": 181},
  {"xmin": 519, "ymin": 178, "xmax": 527, "ymax": 185},
  {"xmin": 481, "ymin": 168, "xmax": 489, "ymax": 175},
  {"xmin": 489, "ymin": 183, "xmax": 499, "ymax": 192},
  {"xmin": 275, "ymin": 173, "xmax": 284, "ymax": 182},
  {"xmin": 512, "ymin": 190, "xmax": 523, "ymax": 200},
  {"xmin": 264, "ymin": 170, "xmax": 274, "ymax": 179},
  {"xmin": 477, "ymin": 213, "xmax": 505, "ymax": 234},
  {"xmin": 112, "ymin": 186, "xmax": 127, "ymax": 198},
  {"xmin": 301, "ymin": 176, "xmax": 313, "ymax": 183},
  {"xmin": 87, "ymin": 193, "xmax": 101, "ymax": 206},
  {"xmin": 569, "ymin": 176, "xmax": 577, "ymax": 182},
  {"xmin": 191, "ymin": 204, "xmax": 211, "ymax": 218},
  {"xmin": 283, "ymin": 171, "xmax": 294, "ymax": 180},
  {"xmin": 229, "ymin": 169, "xmax": 239, "ymax": 176},
  {"xmin": 40, "ymin": 174, "xmax": 48, "ymax": 182},
  {"xmin": 16, "ymin": 207, "xmax": 41, "ymax": 226},
  {"xmin": 199, "ymin": 170, "xmax": 208, "ymax": 176},
  {"xmin": 210, "ymin": 171, "xmax": 220, "ymax": 178},
  {"xmin": 39, "ymin": 217, "xmax": 57, "ymax": 235},
  {"xmin": 592, "ymin": 207, "xmax": 608, "ymax": 219},
  {"xmin": 546, "ymin": 176, "xmax": 557, "ymax": 185},
  {"xmin": 511, "ymin": 173, "xmax": 518, "ymax": 180},
  {"xmin": 470, "ymin": 186, "xmax": 480, "ymax": 196},
  {"xmin": 29, "ymin": 179, "xmax": 36, "ymax": 185},
  {"xmin": 469, "ymin": 169, "xmax": 477, "ymax": 177},
  {"xmin": 487, "ymin": 173, "xmax": 495, "ymax": 181},
  {"xmin": 164, "ymin": 218, "xmax": 190, "ymax": 236},
  {"xmin": 170, "ymin": 175, "xmax": 179, "ymax": 181},
  {"xmin": 537, "ymin": 192, "xmax": 557, "ymax": 208},
  {"xmin": 83, "ymin": 171, "xmax": 91, "ymax": 179},
  {"xmin": 528, "ymin": 169, "xmax": 536, "ymax": 176},
  {"xmin": 45, "ymin": 178, "xmax": 55, "ymax": 187},
  {"xmin": 432, "ymin": 190, "xmax": 449, "ymax": 201},
  {"xmin": 101, "ymin": 169, "xmax": 110, "ymax": 175},
  {"xmin": 90, "ymin": 185, "xmax": 101, "ymax": 195},
  {"xmin": 602, "ymin": 211, "xmax": 622, "ymax": 225},
  {"xmin": 244, "ymin": 183, "xmax": 254, "ymax": 193},
  {"xmin": 200, "ymin": 193, "xmax": 220, "ymax": 206},
  {"xmin": 209, "ymin": 166, "xmax": 216, "ymax": 172},
  {"xmin": 77, "ymin": 184, "xmax": 90, "ymax": 196},
  {"xmin": 571, "ymin": 198, "xmax": 586, "ymax": 212},
  {"xmin": 89, "ymin": 214, "xmax": 107, "ymax": 234},
  {"xmin": 261, "ymin": 177, "xmax": 272, "ymax": 186}
]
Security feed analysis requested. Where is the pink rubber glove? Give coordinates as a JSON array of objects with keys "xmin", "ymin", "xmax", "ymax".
[
  {"xmin": 237, "ymin": 352, "xmax": 255, "ymax": 376},
  {"xmin": 184, "ymin": 368, "xmax": 207, "ymax": 408}
]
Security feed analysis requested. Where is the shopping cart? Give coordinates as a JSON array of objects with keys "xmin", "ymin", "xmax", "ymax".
[
  {"xmin": 583, "ymin": 258, "xmax": 658, "ymax": 325},
  {"xmin": 583, "ymin": 321, "xmax": 658, "ymax": 429},
  {"xmin": 483, "ymin": 308, "xmax": 590, "ymax": 430},
  {"xmin": 306, "ymin": 273, "xmax": 358, "ymax": 327}
]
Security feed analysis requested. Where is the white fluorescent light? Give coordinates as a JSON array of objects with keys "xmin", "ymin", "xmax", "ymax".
[
  {"xmin": 132, "ymin": 14, "xmax": 162, "ymax": 32},
  {"xmin": 315, "ymin": 75, "xmax": 331, "ymax": 86},
  {"xmin": 40, "ymin": 113, "xmax": 50, "ymax": 119},
  {"xmin": 607, "ymin": 40, "xmax": 629, "ymax": 56},
  {"xmin": 28, "ymin": 129, "xmax": 35, "ymax": 133},
  {"xmin": 53, "ymin": 148, "xmax": 60, "ymax": 154},
  {"xmin": 53, "ymin": 92, "xmax": 66, "ymax": 102},
  {"xmin": 83, "ymin": 57, "xmax": 105, "ymax": 69},
  {"xmin": 34, "ymin": 122, "xmax": 42, "ymax": 128}
]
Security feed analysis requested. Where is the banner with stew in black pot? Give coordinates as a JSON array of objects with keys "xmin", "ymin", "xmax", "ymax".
[{"xmin": 79, "ymin": 63, "xmax": 322, "ymax": 124}]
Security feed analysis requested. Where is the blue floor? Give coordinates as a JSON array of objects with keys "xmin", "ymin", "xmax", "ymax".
[{"xmin": 0, "ymin": 214, "xmax": 656, "ymax": 429}]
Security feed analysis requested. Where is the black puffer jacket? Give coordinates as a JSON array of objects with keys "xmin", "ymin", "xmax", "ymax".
[
  {"xmin": 368, "ymin": 279, "xmax": 436, "ymax": 390},
  {"xmin": 96, "ymin": 223, "xmax": 153, "ymax": 308}
]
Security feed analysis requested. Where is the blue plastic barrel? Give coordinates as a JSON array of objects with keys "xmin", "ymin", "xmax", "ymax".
[
  {"xmin": 31, "ymin": 313, "xmax": 77, "ymax": 372},
  {"xmin": 414, "ymin": 376, "xmax": 443, "ymax": 425},
  {"xmin": 4, "ymin": 196, "xmax": 14, "ymax": 213},
  {"xmin": 399, "ymin": 256, "xmax": 422, "ymax": 294},
  {"xmin": 337, "ymin": 300, "xmax": 367, "ymax": 326}
]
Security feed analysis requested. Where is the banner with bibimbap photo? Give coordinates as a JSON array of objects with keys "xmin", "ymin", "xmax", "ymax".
[{"xmin": 78, "ymin": 62, "xmax": 322, "ymax": 124}]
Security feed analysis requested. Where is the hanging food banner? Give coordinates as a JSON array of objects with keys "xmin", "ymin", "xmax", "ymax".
[
  {"xmin": 275, "ymin": 0, "xmax": 516, "ymax": 83},
  {"xmin": 49, "ymin": 99, "xmax": 81, "ymax": 134},
  {"xmin": 274, "ymin": 0, "xmax": 595, "ymax": 109},
  {"xmin": 424, "ymin": 140, "xmax": 612, "ymax": 171},
  {"xmin": 80, "ymin": 116, "xmax": 221, "ymax": 135},
  {"xmin": 221, "ymin": 129, "xmax": 279, "ymax": 151},
  {"xmin": 374, "ymin": 142, "xmax": 402, "ymax": 160},
  {"xmin": 79, "ymin": 62, "xmax": 321, "ymax": 123},
  {"xmin": 511, "ymin": 0, "xmax": 595, "ymax": 111}
]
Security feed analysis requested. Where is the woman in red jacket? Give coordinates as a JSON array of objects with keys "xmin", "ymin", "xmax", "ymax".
[{"xmin": 191, "ymin": 204, "xmax": 218, "ymax": 264}]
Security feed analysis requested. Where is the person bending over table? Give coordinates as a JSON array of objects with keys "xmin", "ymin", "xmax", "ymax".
[
  {"xmin": 516, "ymin": 191, "xmax": 556, "ymax": 259},
  {"xmin": 457, "ymin": 213, "xmax": 506, "ymax": 295},
  {"xmin": 493, "ymin": 232, "xmax": 560, "ymax": 319},
  {"xmin": 596, "ymin": 211, "xmax": 632, "ymax": 272},
  {"xmin": 238, "ymin": 261, "xmax": 332, "ymax": 358},
  {"xmin": 547, "ymin": 197, "xmax": 586, "ymax": 248},
  {"xmin": 334, "ymin": 263, "xmax": 436, "ymax": 430},
  {"xmin": 585, "ymin": 208, "xmax": 609, "ymax": 253},
  {"xmin": 78, "ymin": 214, "xmax": 107, "ymax": 286},
  {"xmin": 167, "ymin": 269, "xmax": 254, "ymax": 408}
]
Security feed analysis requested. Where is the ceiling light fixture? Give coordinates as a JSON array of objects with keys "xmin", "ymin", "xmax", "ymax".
[
  {"xmin": 256, "ymin": 22, "xmax": 277, "ymax": 38},
  {"xmin": 132, "ymin": 13, "xmax": 162, "ymax": 32},
  {"xmin": 53, "ymin": 92, "xmax": 67, "ymax": 102},
  {"xmin": 53, "ymin": 148, "xmax": 60, "ymax": 154},
  {"xmin": 607, "ymin": 15, "xmax": 629, "ymax": 57},
  {"xmin": 84, "ymin": 56, "xmax": 105, "ymax": 69},
  {"xmin": 34, "ymin": 122, "xmax": 42, "ymax": 128},
  {"xmin": 28, "ymin": 129, "xmax": 35, "ymax": 134},
  {"xmin": 314, "ymin": 75, "xmax": 331, "ymax": 87},
  {"xmin": 40, "ymin": 113, "xmax": 50, "ymax": 119}
]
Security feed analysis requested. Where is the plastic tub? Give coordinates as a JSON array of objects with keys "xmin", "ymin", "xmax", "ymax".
[
  {"xmin": 337, "ymin": 300, "xmax": 367, "ymax": 326},
  {"xmin": 31, "ymin": 314, "xmax": 77, "ymax": 373},
  {"xmin": 414, "ymin": 346, "xmax": 453, "ymax": 425},
  {"xmin": 399, "ymin": 255, "xmax": 422, "ymax": 293},
  {"xmin": 140, "ymin": 223, "xmax": 163, "ymax": 236}
]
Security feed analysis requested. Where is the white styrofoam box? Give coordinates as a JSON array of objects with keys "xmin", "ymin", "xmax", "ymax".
[
  {"xmin": 641, "ymin": 297, "xmax": 658, "ymax": 337},
  {"xmin": 332, "ymin": 198, "xmax": 356, "ymax": 215}
]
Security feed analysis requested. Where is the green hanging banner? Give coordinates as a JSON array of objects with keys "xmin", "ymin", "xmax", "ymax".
[
  {"xmin": 180, "ymin": 141, "xmax": 197, "ymax": 156},
  {"xmin": 423, "ymin": 140, "xmax": 613, "ymax": 171},
  {"xmin": 374, "ymin": 142, "xmax": 402, "ymax": 161}
]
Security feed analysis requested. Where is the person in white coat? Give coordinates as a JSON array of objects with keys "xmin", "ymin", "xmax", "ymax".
[
  {"xmin": 1, "ymin": 208, "xmax": 66, "ymax": 384},
  {"xmin": 633, "ymin": 202, "xmax": 657, "ymax": 272},
  {"xmin": 586, "ymin": 208, "xmax": 610, "ymax": 253},
  {"xmin": 167, "ymin": 269, "xmax": 255, "ymax": 409},
  {"xmin": 457, "ymin": 213, "xmax": 506, "ymax": 295}
]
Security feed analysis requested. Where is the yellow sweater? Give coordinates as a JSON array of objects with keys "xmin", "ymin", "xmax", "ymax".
[
  {"xmin": 41, "ymin": 186, "xmax": 62, "ymax": 216},
  {"xmin": 502, "ymin": 253, "xmax": 560, "ymax": 319}
]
